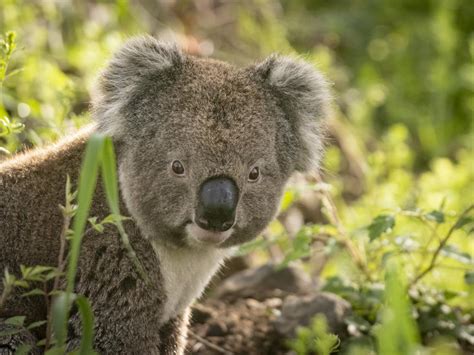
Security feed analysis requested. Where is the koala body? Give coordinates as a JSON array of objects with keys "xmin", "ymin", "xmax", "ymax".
[{"xmin": 0, "ymin": 37, "xmax": 330, "ymax": 353}]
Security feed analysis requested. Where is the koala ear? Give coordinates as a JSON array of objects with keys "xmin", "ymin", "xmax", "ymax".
[
  {"xmin": 254, "ymin": 55, "xmax": 332, "ymax": 172},
  {"xmin": 92, "ymin": 35, "xmax": 183, "ymax": 137}
]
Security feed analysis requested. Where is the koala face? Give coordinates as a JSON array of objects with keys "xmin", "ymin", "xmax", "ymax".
[{"xmin": 93, "ymin": 37, "xmax": 331, "ymax": 249}]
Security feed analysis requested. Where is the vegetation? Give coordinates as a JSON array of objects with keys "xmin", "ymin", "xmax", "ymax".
[{"xmin": 1, "ymin": 1, "xmax": 472, "ymax": 354}]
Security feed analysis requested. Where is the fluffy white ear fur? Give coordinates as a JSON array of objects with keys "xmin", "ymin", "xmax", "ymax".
[
  {"xmin": 255, "ymin": 55, "xmax": 332, "ymax": 172},
  {"xmin": 91, "ymin": 36, "xmax": 183, "ymax": 137}
]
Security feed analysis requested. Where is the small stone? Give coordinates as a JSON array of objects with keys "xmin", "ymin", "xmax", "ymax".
[
  {"xmin": 192, "ymin": 304, "xmax": 216, "ymax": 324},
  {"xmin": 215, "ymin": 263, "xmax": 313, "ymax": 301},
  {"xmin": 265, "ymin": 297, "xmax": 283, "ymax": 308},
  {"xmin": 274, "ymin": 292, "xmax": 351, "ymax": 338},
  {"xmin": 245, "ymin": 298, "xmax": 264, "ymax": 309},
  {"xmin": 206, "ymin": 321, "xmax": 228, "ymax": 337}
]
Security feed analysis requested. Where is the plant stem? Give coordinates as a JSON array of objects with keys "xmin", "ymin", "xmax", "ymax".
[
  {"xmin": 45, "ymin": 180, "xmax": 73, "ymax": 350},
  {"xmin": 188, "ymin": 330, "xmax": 234, "ymax": 354},
  {"xmin": 311, "ymin": 171, "xmax": 373, "ymax": 281},
  {"xmin": 411, "ymin": 204, "xmax": 474, "ymax": 286}
]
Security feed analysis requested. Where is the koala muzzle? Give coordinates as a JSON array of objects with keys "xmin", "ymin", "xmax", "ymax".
[{"xmin": 196, "ymin": 177, "xmax": 239, "ymax": 232}]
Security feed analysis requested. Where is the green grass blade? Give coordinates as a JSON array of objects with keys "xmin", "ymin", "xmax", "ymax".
[
  {"xmin": 100, "ymin": 136, "xmax": 149, "ymax": 283},
  {"xmin": 53, "ymin": 133, "xmax": 104, "ymax": 347},
  {"xmin": 51, "ymin": 292, "xmax": 68, "ymax": 353},
  {"xmin": 377, "ymin": 261, "xmax": 421, "ymax": 355},
  {"xmin": 100, "ymin": 137, "xmax": 119, "ymax": 212},
  {"xmin": 75, "ymin": 295, "xmax": 96, "ymax": 355}
]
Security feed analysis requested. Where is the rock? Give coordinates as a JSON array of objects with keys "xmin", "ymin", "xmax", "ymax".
[
  {"xmin": 215, "ymin": 264, "xmax": 313, "ymax": 301},
  {"xmin": 191, "ymin": 304, "xmax": 217, "ymax": 324},
  {"xmin": 206, "ymin": 321, "xmax": 228, "ymax": 337},
  {"xmin": 274, "ymin": 292, "xmax": 351, "ymax": 338}
]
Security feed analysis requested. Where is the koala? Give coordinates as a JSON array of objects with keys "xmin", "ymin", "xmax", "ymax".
[{"xmin": 0, "ymin": 36, "xmax": 331, "ymax": 354}]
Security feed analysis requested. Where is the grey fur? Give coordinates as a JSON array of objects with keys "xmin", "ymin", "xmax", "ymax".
[
  {"xmin": 254, "ymin": 54, "xmax": 331, "ymax": 171},
  {"xmin": 0, "ymin": 36, "xmax": 332, "ymax": 353}
]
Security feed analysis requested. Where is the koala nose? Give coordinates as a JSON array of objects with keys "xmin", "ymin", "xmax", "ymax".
[{"xmin": 196, "ymin": 177, "xmax": 238, "ymax": 232}]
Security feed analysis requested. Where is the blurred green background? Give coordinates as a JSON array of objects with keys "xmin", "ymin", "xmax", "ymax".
[{"xmin": 0, "ymin": 0, "xmax": 473, "ymax": 353}]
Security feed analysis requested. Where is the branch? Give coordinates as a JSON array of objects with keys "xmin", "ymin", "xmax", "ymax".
[
  {"xmin": 411, "ymin": 204, "xmax": 474, "ymax": 286},
  {"xmin": 310, "ymin": 171, "xmax": 373, "ymax": 281},
  {"xmin": 188, "ymin": 330, "xmax": 234, "ymax": 355},
  {"xmin": 45, "ymin": 177, "xmax": 74, "ymax": 349}
]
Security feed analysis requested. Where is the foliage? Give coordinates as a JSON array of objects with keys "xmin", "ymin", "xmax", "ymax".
[
  {"xmin": 288, "ymin": 314, "xmax": 341, "ymax": 355},
  {"xmin": 0, "ymin": 133, "xmax": 142, "ymax": 352}
]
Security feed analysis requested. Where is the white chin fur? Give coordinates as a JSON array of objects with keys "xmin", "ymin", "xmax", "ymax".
[{"xmin": 186, "ymin": 223, "xmax": 233, "ymax": 246}]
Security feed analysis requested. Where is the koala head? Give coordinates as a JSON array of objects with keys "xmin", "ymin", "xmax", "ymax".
[{"xmin": 92, "ymin": 36, "xmax": 331, "ymax": 249}]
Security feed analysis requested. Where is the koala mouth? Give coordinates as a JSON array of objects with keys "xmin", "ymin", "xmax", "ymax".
[{"xmin": 186, "ymin": 223, "xmax": 233, "ymax": 246}]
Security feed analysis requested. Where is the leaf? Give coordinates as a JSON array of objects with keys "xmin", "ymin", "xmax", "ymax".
[
  {"xmin": 101, "ymin": 214, "xmax": 131, "ymax": 225},
  {"xmin": 5, "ymin": 315, "xmax": 25, "ymax": 327},
  {"xmin": 88, "ymin": 217, "xmax": 104, "ymax": 233},
  {"xmin": 464, "ymin": 271, "xmax": 474, "ymax": 285},
  {"xmin": 101, "ymin": 136, "xmax": 148, "ymax": 283},
  {"xmin": 279, "ymin": 189, "xmax": 296, "ymax": 212},
  {"xmin": 454, "ymin": 216, "xmax": 474, "ymax": 230},
  {"xmin": 0, "ymin": 328, "xmax": 24, "ymax": 337},
  {"xmin": 440, "ymin": 245, "xmax": 473, "ymax": 264},
  {"xmin": 368, "ymin": 215, "xmax": 395, "ymax": 241},
  {"xmin": 279, "ymin": 227, "xmax": 312, "ymax": 268},
  {"xmin": 21, "ymin": 288, "xmax": 46, "ymax": 297},
  {"xmin": 238, "ymin": 236, "xmax": 268, "ymax": 256},
  {"xmin": 66, "ymin": 133, "xmax": 104, "ymax": 292},
  {"xmin": 376, "ymin": 261, "xmax": 420, "ymax": 355},
  {"xmin": 13, "ymin": 280, "xmax": 29, "ymax": 288},
  {"xmin": 51, "ymin": 292, "xmax": 73, "ymax": 350},
  {"xmin": 75, "ymin": 295, "xmax": 97, "ymax": 355},
  {"xmin": 27, "ymin": 320, "xmax": 47, "ymax": 330},
  {"xmin": 425, "ymin": 210, "xmax": 445, "ymax": 223},
  {"xmin": 14, "ymin": 344, "xmax": 32, "ymax": 355},
  {"xmin": 54, "ymin": 133, "xmax": 106, "ymax": 348}
]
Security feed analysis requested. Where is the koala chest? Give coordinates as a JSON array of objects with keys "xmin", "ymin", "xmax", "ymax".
[{"xmin": 152, "ymin": 242, "xmax": 229, "ymax": 324}]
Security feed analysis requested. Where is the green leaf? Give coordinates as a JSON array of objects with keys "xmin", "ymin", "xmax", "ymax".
[
  {"xmin": 464, "ymin": 271, "xmax": 474, "ymax": 285},
  {"xmin": 53, "ymin": 132, "xmax": 105, "ymax": 348},
  {"xmin": 440, "ymin": 245, "xmax": 473, "ymax": 264},
  {"xmin": 75, "ymin": 295, "xmax": 97, "ymax": 355},
  {"xmin": 368, "ymin": 215, "xmax": 395, "ymax": 241},
  {"xmin": 27, "ymin": 320, "xmax": 47, "ymax": 330},
  {"xmin": 101, "ymin": 214, "xmax": 131, "ymax": 225},
  {"xmin": 100, "ymin": 137, "xmax": 148, "ymax": 283},
  {"xmin": 238, "ymin": 236, "xmax": 268, "ymax": 255},
  {"xmin": 454, "ymin": 216, "xmax": 474, "ymax": 230},
  {"xmin": 425, "ymin": 210, "xmax": 445, "ymax": 223},
  {"xmin": 51, "ymin": 292, "xmax": 71, "ymax": 349},
  {"xmin": 5, "ymin": 315, "xmax": 25, "ymax": 327},
  {"xmin": 51, "ymin": 293, "xmax": 96, "ymax": 354},
  {"xmin": 0, "ymin": 328, "xmax": 24, "ymax": 337},
  {"xmin": 21, "ymin": 288, "xmax": 46, "ymax": 297},
  {"xmin": 279, "ymin": 227, "xmax": 312, "ymax": 268},
  {"xmin": 14, "ymin": 344, "xmax": 32, "ymax": 355},
  {"xmin": 376, "ymin": 261, "xmax": 420, "ymax": 355}
]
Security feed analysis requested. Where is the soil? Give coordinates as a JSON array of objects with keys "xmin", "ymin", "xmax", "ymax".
[{"xmin": 187, "ymin": 298, "xmax": 287, "ymax": 355}]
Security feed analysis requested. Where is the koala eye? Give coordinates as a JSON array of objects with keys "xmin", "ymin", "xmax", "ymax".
[
  {"xmin": 171, "ymin": 160, "xmax": 185, "ymax": 176},
  {"xmin": 248, "ymin": 166, "xmax": 260, "ymax": 182}
]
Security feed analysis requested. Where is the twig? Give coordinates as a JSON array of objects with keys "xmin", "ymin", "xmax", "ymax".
[
  {"xmin": 45, "ymin": 177, "xmax": 74, "ymax": 349},
  {"xmin": 411, "ymin": 204, "xmax": 474, "ymax": 286},
  {"xmin": 188, "ymin": 330, "xmax": 234, "ymax": 355},
  {"xmin": 310, "ymin": 171, "xmax": 373, "ymax": 280}
]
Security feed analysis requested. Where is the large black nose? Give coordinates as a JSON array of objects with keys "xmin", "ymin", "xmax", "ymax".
[{"xmin": 196, "ymin": 177, "xmax": 239, "ymax": 232}]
